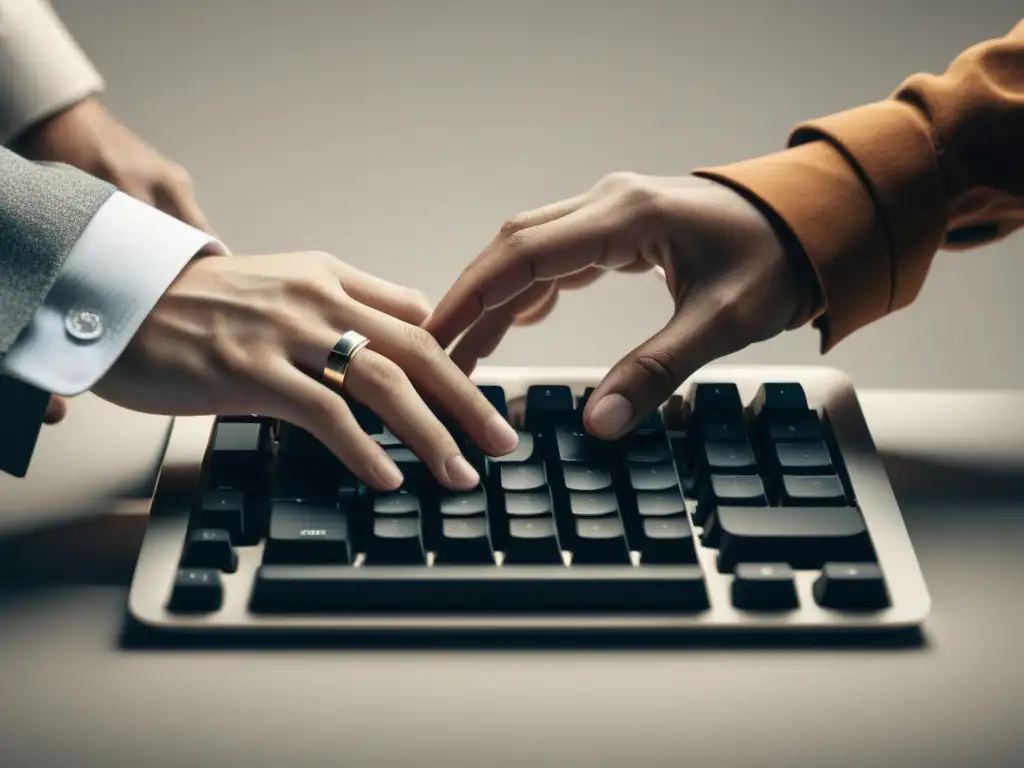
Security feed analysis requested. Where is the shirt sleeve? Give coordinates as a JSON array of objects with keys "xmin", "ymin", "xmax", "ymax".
[
  {"xmin": 0, "ymin": 0, "xmax": 104, "ymax": 145},
  {"xmin": 693, "ymin": 19, "xmax": 1024, "ymax": 352},
  {"xmin": 0, "ymin": 190, "xmax": 227, "ymax": 396}
]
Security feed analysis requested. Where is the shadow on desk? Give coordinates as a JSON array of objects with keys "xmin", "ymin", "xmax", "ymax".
[{"xmin": 8, "ymin": 446, "xmax": 1021, "ymax": 655}]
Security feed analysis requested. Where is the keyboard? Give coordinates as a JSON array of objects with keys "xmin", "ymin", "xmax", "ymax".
[{"xmin": 126, "ymin": 365, "xmax": 931, "ymax": 636}]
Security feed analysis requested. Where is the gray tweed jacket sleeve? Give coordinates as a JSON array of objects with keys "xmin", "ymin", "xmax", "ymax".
[{"xmin": 0, "ymin": 146, "xmax": 114, "ymax": 476}]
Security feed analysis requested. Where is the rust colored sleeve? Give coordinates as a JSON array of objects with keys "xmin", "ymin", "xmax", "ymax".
[{"xmin": 694, "ymin": 19, "xmax": 1024, "ymax": 351}]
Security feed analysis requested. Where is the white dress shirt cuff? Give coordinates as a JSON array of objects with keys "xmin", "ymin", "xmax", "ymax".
[
  {"xmin": 0, "ymin": 0, "xmax": 105, "ymax": 144},
  {"xmin": 1, "ymin": 190, "xmax": 227, "ymax": 396}
]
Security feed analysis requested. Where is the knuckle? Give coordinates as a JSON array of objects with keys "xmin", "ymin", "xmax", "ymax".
[
  {"xmin": 498, "ymin": 213, "xmax": 530, "ymax": 237},
  {"xmin": 502, "ymin": 229, "xmax": 532, "ymax": 256},
  {"xmin": 165, "ymin": 163, "xmax": 193, "ymax": 189},
  {"xmin": 364, "ymin": 354, "xmax": 406, "ymax": 391},
  {"xmin": 710, "ymin": 289, "xmax": 754, "ymax": 344},
  {"xmin": 597, "ymin": 170, "xmax": 640, "ymax": 192},
  {"xmin": 400, "ymin": 323, "xmax": 443, "ymax": 360}
]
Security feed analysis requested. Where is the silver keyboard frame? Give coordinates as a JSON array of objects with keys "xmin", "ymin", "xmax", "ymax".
[{"xmin": 127, "ymin": 365, "xmax": 931, "ymax": 636}]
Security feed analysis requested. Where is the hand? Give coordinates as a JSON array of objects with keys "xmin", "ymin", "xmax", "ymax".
[
  {"xmin": 91, "ymin": 251, "xmax": 520, "ymax": 491},
  {"xmin": 424, "ymin": 172, "xmax": 818, "ymax": 440}
]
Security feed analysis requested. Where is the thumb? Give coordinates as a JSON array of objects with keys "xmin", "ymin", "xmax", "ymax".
[{"xmin": 583, "ymin": 303, "xmax": 725, "ymax": 440}]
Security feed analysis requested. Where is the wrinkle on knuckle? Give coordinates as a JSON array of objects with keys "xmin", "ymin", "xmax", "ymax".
[{"xmin": 632, "ymin": 352, "xmax": 680, "ymax": 391}]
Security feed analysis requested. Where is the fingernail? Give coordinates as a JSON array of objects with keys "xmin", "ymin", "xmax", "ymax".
[
  {"xmin": 446, "ymin": 454, "xmax": 481, "ymax": 489},
  {"xmin": 486, "ymin": 414, "xmax": 519, "ymax": 455},
  {"xmin": 375, "ymin": 459, "xmax": 404, "ymax": 490},
  {"xmin": 589, "ymin": 394, "xmax": 634, "ymax": 438}
]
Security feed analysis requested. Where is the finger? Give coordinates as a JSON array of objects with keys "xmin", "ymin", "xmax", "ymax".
[
  {"xmin": 324, "ymin": 257, "xmax": 433, "ymax": 325},
  {"xmin": 449, "ymin": 280, "xmax": 556, "ymax": 372},
  {"xmin": 342, "ymin": 348, "xmax": 481, "ymax": 491},
  {"xmin": 425, "ymin": 201, "xmax": 618, "ymax": 349},
  {"xmin": 337, "ymin": 301, "xmax": 519, "ymax": 458},
  {"xmin": 583, "ymin": 299, "xmax": 734, "ymax": 440},
  {"xmin": 261, "ymin": 357, "xmax": 404, "ymax": 491},
  {"xmin": 154, "ymin": 182, "xmax": 216, "ymax": 235},
  {"xmin": 512, "ymin": 266, "xmax": 604, "ymax": 327},
  {"xmin": 44, "ymin": 395, "xmax": 68, "ymax": 425},
  {"xmin": 615, "ymin": 254, "xmax": 657, "ymax": 274}
]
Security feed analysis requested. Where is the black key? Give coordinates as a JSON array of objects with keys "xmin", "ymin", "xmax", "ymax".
[
  {"xmin": 373, "ymin": 490, "xmax": 421, "ymax": 516},
  {"xmin": 556, "ymin": 426, "xmax": 603, "ymax": 464},
  {"xmin": 207, "ymin": 421, "xmax": 269, "ymax": 486},
  {"xmin": 706, "ymin": 506, "xmax": 874, "ymax": 571},
  {"xmin": 691, "ymin": 383, "xmax": 743, "ymax": 414},
  {"xmin": 577, "ymin": 387, "xmax": 596, "ymax": 411},
  {"xmin": 434, "ymin": 517, "xmax": 494, "ymax": 564},
  {"xmin": 277, "ymin": 422, "xmax": 334, "ymax": 463},
  {"xmin": 770, "ymin": 441, "xmax": 833, "ymax": 475},
  {"xmin": 197, "ymin": 490, "xmax": 246, "ymax": 540},
  {"xmin": 363, "ymin": 516, "xmax": 425, "ymax": 565},
  {"xmin": 695, "ymin": 411, "xmax": 747, "ymax": 442},
  {"xmin": 503, "ymin": 517, "xmax": 563, "ymax": 564},
  {"xmin": 625, "ymin": 434, "xmax": 672, "ymax": 463},
  {"xmin": 813, "ymin": 562, "xmax": 890, "ymax": 610},
  {"xmin": 526, "ymin": 385, "xmax": 575, "ymax": 430},
  {"xmin": 264, "ymin": 500, "xmax": 351, "ymax": 565},
  {"xmin": 693, "ymin": 474, "xmax": 768, "ymax": 526},
  {"xmin": 635, "ymin": 489, "xmax": 686, "ymax": 518},
  {"xmin": 489, "ymin": 431, "xmax": 536, "ymax": 463},
  {"xmin": 568, "ymin": 491, "xmax": 619, "ymax": 518},
  {"xmin": 763, "ymin": 410, "xmax": 824, "ymax": 442},
  {"xmin": 478, "ymin": 385, "xmax": 508, "ymax": 419},
  {"xmin": 629, "ymin": 463, "xmax": 679, "ymax": 492},
  {"xmin": 439, "ymin": 490, "xmax": 488, "ymax": 517},
  {"xmin": 731, "ymin": 563, "xmax": 798, "ymax": 610},
  {"xmin": 504, "ymin": 491, "xmax": 552, "ymax": 517},
  {"xmin": 781, "ymin": 475, "xmax": 847, "ymax": 506},
  {"xmin": 168, "ymin": 568, "xmax": 223, "ymax": 612},
  {"xmin": 181, "ymin": 529, "xmax": 237, "ymax": 572},
  {"xmin": 571, "ymin": 517, "xmax": 630, "ymax": 564},
  {"xmin": 701, "ymin": 441, "xmax": 758, "ymax": 475},
  {"xmin": 500, "ymin": 464, "xmax": 547, "ymax": 491},
  {"xmin": 563, "ymin": 465, "xmax": 613, "ymax": 492},
  {"xmin": 751, "ymin": 383, "xmax": 808, "ymax": 414},
  {"xmin": 251, "ymin": 564, "xmax": 709, "ymax": 612},
  {"xmin": 638, "ymin": 517, "xmax": 697, "ymax": 564},
  {"xmin": 633, "ymin": 408, "xmax": 665, "ymax": 435}
]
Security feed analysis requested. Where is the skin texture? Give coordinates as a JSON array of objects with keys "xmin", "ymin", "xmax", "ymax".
[
  {"xmin": 424, "ymin": 172, "xmax": 815, "ymax": 440},
  {"xmin": 92, "ymin": 250, "xmax": 519, "ymax": 492},
  {"xmin": 12, "ymin": 97, "xmax": 215, "ymax": 426}
]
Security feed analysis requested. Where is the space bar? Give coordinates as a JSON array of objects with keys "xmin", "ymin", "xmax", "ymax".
[{"xmin": 250, "ymin": 565, "xmax": 709, "ymax": 612}]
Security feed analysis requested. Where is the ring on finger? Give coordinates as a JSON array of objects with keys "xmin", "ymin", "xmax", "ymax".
[{"xmin": 322, "ymin": 330, "xmax": 370, "ymax": 392}]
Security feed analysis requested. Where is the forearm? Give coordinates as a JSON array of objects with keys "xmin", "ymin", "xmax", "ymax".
[{"xmin": 695, "ymin": 19, "xmax": 1024, "ymax": 350}]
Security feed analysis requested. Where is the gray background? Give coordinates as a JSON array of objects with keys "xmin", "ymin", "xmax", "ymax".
[{"xmin": 51, "ymin": 0, "xmax": 1023, "ymax": 388}]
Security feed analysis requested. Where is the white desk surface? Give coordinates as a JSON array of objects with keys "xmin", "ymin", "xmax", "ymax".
[{"xmin": 1, "ymin": 389, "xmax": 1022, "ymax": 767}]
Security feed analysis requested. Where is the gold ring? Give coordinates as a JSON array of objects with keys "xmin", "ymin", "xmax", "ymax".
[{"xmin": 322, "ymin": 330, "xmax": 370, "ymax": 391}]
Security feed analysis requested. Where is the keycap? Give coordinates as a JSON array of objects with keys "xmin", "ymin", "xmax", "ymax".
[
  {"xmin": 632, "ymin": 408, "xmax": 665, "ymax": 435},
  {"xmin": 780, "ymin": 475, "xmax": 847, "ymax": 506},
  {"xmin": 624, "ymin": 434, "xmax": 673, "ymax": 463},
  {"xmin": 500, "ymin": 464, "xmax": 547, "ymax": 491},
  {"xmin": 691, "ymin": 383, "xmax": 744, "ymax": 414},
  {"xmin": 181, "ymin": 529, "xmax": 237, "ymax": 572},
  {"xmin": 637, "ymin": 517, "xmax": 697, "ymax": 564},
  {"xmin": 526, "ymin": 385, "xmax": 575, "ymax": 430},
  {"xmin": 277, "ymin": 422, "xmax": 334, "ymax": 463},
  {"xmin": 700, "ymin": 441, "xmax": 758, "ymax": 475},
  {"xmin": 439, "ymin": 490, "xmax": 488, "ymax": 517},
  {"xmin": 705, "ymin": 506, "xmax": 874, "ymax": 571},
  {"xmin": 478, "ymin": 385, "xmax": 508, "ymax": 419},
  {"xmin": 694, "ymin": 411, "xmax": 747, "ymax": 442},
  {"xmin": 563, "ymin": 465, "xmax": 613, "ymax": 492},
  {"xmin": 363, "ymin": 516, "xmax": 426, "ymax": 565},
  {"xmin": 373, "ymin": 491, "xmax": 421, "ymax": 516},
  {"xmin": 197, "ymin": 490, "xmax": 246, "ymax": 541},
  {"xmin": 488, "ymin": 431, "xmax": 537, "ymax": 463},
  {"xmin": 504, "ymin": 491, "xmax": 553, "ymax": 517},
  {"xmin": 813, "ymin": 562, "xmax": 890, "ymax": 610},
  {"xmin": 750, "ymin": 383, "xmax": 808, "ymax": 414},
  {"xmin": 770, "ymin": 441, "xmax": 834, "ymax": 475},
  {"xmin": 372, "ymin": 428, "xmax": 403, "ymax": 447},
  {"xmin": 250, "ymin": 565, "xmax": 709, "ymax": 612},
  {"xmin": 635, "ymin": 490, "xmax": 687, "ymax": 518},
  {"xmin": 762, "ymin": 410, "xmax": 824, "ymax": 443},
  {"xmin": 572, "ymin": 517, "xmax": 630, "ymax": 564},
  {"xmin": 555, "ymin": 426, "xmax": 604, "ymax": 464},
  {"xmin": 568, "ymin": 492, "xmax": 619, "ymax": 518},
  {"xmin": 628, "ymin": 463, "xmax": 679, "ymax": 492},
  {"xmin": 731, "ymin": 563, "xmax": 798, "ymax": 610},
  {"xmin": 168, "ymin": 568, "xmax": 223, "ymax": 612},
  {"xmin": 693, "ymin": 474, "xmax": 768, "ymax": 526},
  {"xmin": 434, "ymin": 517, "xmax": 494, "ymax": 564},
  {"xmin": 263, "ymin": 500, "xmax": 351, "ymax": 565},
  {"xmin": 503, "ymin": 517, "xmax": 562, "ymax": 564}
]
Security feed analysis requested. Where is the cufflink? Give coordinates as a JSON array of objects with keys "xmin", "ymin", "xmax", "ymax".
[{"xmin": 65, "ymin": 308, "xmax": 105, "ymax": 342}]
